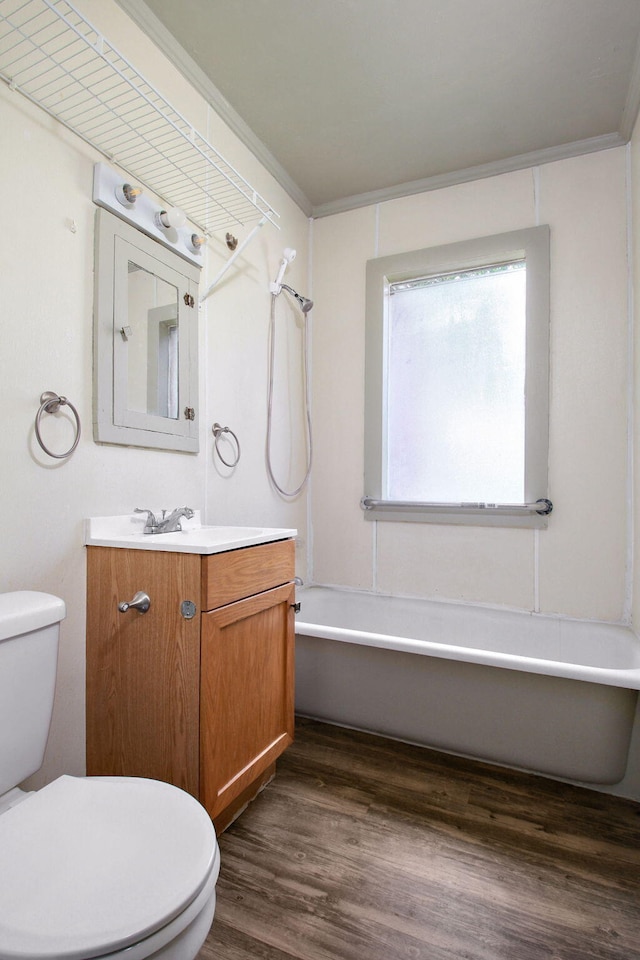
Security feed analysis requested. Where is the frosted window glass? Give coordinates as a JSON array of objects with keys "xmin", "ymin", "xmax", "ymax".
[{"xmin": 386, "ymin": 263, "xmax": 526, "ymax": 502}]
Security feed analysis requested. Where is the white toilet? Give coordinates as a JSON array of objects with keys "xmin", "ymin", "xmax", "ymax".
[{"xmin": 0, "ymin": 591, "xmax": 220, "ymax": 960}]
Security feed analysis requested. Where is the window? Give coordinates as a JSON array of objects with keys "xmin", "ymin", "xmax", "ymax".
[{"xmin": 363, "ymin": 226, "xmax": 550, "ymax": 527}]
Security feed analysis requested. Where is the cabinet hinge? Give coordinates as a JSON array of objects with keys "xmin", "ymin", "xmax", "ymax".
[
  {"xmin": 183, "ymin": 293, "xmax": 195, "ymax": 307},
  {"xmin": 184, "ymin": 406, "xmax": 196, "ymax": 421}
]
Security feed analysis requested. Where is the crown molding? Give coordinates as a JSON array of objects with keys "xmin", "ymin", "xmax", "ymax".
[
  {"xmin": 114, "ymin": 0, "xmax": 313, "ymax": 217},
  {"xmin": 311, "ymin": 133, "xmax": 627, "ymax": 219}
]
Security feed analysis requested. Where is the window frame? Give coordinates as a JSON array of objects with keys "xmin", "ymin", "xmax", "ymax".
[{"xmin": 363, "ymin": 226, "xmax": 550, "ymax": 528}]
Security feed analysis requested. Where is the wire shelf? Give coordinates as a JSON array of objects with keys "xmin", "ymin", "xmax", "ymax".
[{"xmin": 0, "ymin": 0, "xmax": 280, "ymax": 233}]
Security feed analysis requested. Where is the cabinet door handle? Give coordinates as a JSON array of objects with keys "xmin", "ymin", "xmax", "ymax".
[{"xmin": 118, "ymin": 591, "xmax": 151, "ymax": 614}]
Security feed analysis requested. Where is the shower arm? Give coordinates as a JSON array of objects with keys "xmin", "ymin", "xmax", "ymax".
[{"xmin": 279, "ymin": 283, "xmax": 313, "ymax": 314}]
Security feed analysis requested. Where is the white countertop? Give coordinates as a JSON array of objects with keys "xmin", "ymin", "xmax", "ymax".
[{"xmin": 85, "ymin": 514, "xmax": 297, "ymax": 555}]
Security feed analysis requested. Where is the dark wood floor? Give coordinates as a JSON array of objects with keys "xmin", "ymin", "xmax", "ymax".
[{"xmin": 199, "ymin": 718, "xmax": 640, "ymax": 960}]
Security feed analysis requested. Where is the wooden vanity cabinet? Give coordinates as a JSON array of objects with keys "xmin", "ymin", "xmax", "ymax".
[{"xmin": 86, "ymin": 538, "xmax": 295, "ymax": 832}]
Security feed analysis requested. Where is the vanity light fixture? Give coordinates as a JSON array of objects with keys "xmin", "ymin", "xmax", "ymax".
[{"xmin": 93, "ymin": 163, "xmax": 204, "ymax": 268}]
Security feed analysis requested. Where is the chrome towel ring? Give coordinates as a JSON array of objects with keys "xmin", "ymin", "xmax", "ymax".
[
  {"xmin": 212, "ymin": 422, "xmax": 241, "ymax": 468},
  {"xmin": 35, "ymin": 391, "xmax": 81, "ymax": 460}
]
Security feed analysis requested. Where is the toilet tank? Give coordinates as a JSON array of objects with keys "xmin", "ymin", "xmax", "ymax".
[{"xmin": 0, "ymin": 591, "xmax": 66, "ymax": 794}]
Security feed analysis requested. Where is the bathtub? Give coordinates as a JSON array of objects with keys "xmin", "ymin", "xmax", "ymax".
[{"xmin": 294, "ymin": 587, "xmax": 640, "ymax": 784}]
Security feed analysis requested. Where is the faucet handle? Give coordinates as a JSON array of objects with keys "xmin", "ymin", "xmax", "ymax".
[{"xmin": 134, "ymin": 507, "xmax": 158, "ymax": 533}]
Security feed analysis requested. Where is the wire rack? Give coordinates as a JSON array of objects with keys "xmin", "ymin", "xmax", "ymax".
[{"xmin": 0, "ymin": 0, "xmax": 280, "ymax": 234}]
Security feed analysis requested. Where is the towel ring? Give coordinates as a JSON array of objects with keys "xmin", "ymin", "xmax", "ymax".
[
  {"xmin": 35, "ymin": 391, "xmax": 81, "ymax": 459},
  {"xmin": 212, "ymin": 422, "xmax": 241, "ymax": 468}
]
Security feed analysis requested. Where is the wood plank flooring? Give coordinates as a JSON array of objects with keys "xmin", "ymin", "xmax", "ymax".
[{"xmin": 198, "ymin": 718, "xmax": 640, "ymax": 960}]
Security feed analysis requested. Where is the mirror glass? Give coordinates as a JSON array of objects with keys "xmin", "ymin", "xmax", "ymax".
[{"xmin": 126, "ymin": 261, "xmax": 179, "ymax": 419}]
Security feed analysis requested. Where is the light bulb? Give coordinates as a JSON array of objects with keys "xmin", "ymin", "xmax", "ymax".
[
  {"xmin": 115, "ymin": 182, "xmax": 143, "ymax": 206},
  {"xmin": 157, "ymin": 207, "xmax": 187, "ymax": 230},
  {"xmin": 189, "ymin": 234, "xmax": 206, "ymax": 253}
]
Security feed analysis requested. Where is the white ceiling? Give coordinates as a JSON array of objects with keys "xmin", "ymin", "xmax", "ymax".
[{"xmin": 117, "ymin": 0, "xmax": 640, "ymax": 218}]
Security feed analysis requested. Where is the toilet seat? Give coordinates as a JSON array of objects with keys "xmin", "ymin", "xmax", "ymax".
[{"xmin": 0, "ymin": 775, "xmax": 219, "ymax": 960}]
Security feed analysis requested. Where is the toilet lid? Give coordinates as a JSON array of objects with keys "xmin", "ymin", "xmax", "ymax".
[{"xmin": 0, "ymin": 776, "xmax": 219, "ymax": 960}]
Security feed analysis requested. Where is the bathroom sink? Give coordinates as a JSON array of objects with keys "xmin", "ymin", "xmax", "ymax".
[{"xmin": 85, "ymin": 515, "xmax": 297, "ymax": 554}]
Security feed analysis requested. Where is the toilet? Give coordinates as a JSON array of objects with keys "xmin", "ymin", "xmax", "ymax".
[{"xmin": 0, "ymin": 591, "xmax": 220, "ymax": 960}]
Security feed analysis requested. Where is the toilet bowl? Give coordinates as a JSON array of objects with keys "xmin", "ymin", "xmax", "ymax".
[{"xmin": 0, "ymin": 592, "xmax": 220, "ymax": 960}]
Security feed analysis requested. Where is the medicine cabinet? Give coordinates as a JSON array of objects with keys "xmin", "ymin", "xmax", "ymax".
[{"xmin": 94, "ymin": 210, "xmax": 200, "ymax": 452}]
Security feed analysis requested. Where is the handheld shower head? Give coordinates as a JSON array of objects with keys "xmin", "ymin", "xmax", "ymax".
[
  {"xmin": 271, "ymin": 248, "xmax": 297, "ymax": 293},
  {"xmin": 281, "ymin": 283, "xmax": 313, "ymax": 314}
]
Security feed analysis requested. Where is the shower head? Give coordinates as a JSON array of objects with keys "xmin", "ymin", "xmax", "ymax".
[{"xmin": 281, "ymin": 283, "xmax": 314, "ymax": 314}]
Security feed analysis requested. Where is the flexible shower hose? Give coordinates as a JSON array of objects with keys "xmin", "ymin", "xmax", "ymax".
[{"xmin": 266, "ymin": 293, "xmax": 313, "ymax": 497}]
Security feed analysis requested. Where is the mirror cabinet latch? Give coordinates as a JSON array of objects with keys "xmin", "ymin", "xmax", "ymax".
[{"xmin": 184, "ymin": 406, "xmax": 196, "ymax": 421}]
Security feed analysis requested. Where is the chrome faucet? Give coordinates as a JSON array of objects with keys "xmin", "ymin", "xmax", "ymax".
[{"xmin": 135, "ymin": 506, "xmax": 194, "ymax": 535}]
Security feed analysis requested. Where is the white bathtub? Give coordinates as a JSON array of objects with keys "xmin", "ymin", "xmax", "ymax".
[{"xmin": 294, "ymin": 587, "xmax": 640, "ymax": 784}]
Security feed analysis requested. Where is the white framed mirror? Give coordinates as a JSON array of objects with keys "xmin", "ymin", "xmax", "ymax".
[{"xmin": 93, "ymin": 210, "xmax": 200, "ymax": 452}]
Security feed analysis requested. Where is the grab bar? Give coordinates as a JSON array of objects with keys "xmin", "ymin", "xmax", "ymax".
[{"xmin": 361, "ymin": 497, "xmax": 553, "ymax": 516}]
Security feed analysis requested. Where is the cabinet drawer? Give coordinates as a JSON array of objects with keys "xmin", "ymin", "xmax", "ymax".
[{"xmin": 201, "ymin": 538, "xmax": 295, "ymax": 610}]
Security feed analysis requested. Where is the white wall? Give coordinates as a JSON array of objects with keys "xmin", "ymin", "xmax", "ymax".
[
  {"xmin": 0, "ymin": 0, "xmax": 309, "ymax": 789},
  {"xmin": 311, "ymin": 150, "xmax": 629, "ymax": 621}
]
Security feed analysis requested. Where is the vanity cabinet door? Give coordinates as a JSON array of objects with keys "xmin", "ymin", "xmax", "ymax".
[
  {"xmin": 200, "ymin": 581, "xmax": 295, "ymax": 822},
  {"xmin": 86, "ymin": 546, "xmax": 201, "ymax": 795}
]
